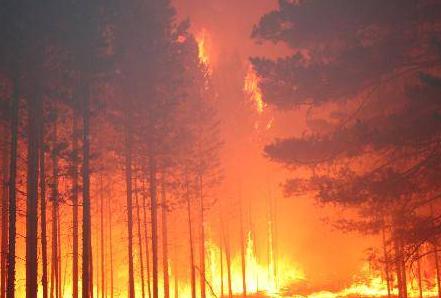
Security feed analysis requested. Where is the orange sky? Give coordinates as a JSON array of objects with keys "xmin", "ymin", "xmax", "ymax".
[{"xmin": 173, "ymin": 0, "xmax": 378, "ymax": 290}]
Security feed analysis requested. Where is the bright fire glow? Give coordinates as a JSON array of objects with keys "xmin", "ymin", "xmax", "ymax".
[
  {"xmin": 196, "ymin": 29, "xmax": 210, "ymax": 66},
  {"xmin": 244, "ymin": 64, "xmax": 266, "ymax": 114}
]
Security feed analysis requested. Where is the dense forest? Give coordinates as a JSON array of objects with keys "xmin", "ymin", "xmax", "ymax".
[{"xmin": 1, "ymin": 0, "xmax": 441, "ymax": 298}]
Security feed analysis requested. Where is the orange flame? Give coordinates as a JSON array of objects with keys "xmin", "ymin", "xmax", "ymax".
[
  {"xmin": 196, "ymin": 29, "xmax": 210, "ymax": 66},
  {"xmin": 244, "ymin": 65, "xmax": 266, "ymax": 114}
]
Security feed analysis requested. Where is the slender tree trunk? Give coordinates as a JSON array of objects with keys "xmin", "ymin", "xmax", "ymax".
[
  {"xmin": 51, "ymin": 120, "xmax": 60, "ymax": 298},
  {"xmin": 224, "ymin": 229, "xmax": 232, "ymax": 298},
  {"xmin": 239, "ymin": 200, "xmax": 246, "ymax": 298},
  {"xmin": 173, "ymin": 227, "xmax": 178, "ymax": 298},
  {"xmin": 108, "ymin": 187, "xmax": 114, "ymax": 298},
  {"xmin": 219, "ymin": 219, "xmax": 224, "ymax": 298},
  {"xmin": 26, "ymin": 91, "xmax": 40, "ymax": 298},
  {"xmin": 40, "ymin": 113, "xmax": 48, "ymax": 298},
  {"xmin": 51, "ymin": 119, "xmax": 60, "ymax": 298},
  {"xmin": 198, "ymin": 175, "xmax": 206, "ymax": 298},
  {"xmin": 382, "ymin": 223, "xmax": 391, "ymax": 298},
  {"xmin": 394, "ymin": 239, "xmax": 403, "ymax": 298},
  {"xmin": 1, "ymin": 127, "xmax": 9, "ymax": 298},
  {"xmin": 135, "ymin": 176, "xmax": 146, "ymax": 298},
  {"xmin": 185, "ymin": 176, "xmax": 196, "ymax": 298},
  {"xmin": 435, "ymin": 242, "xmax": 441, "ymax": 298},
  {"xmin": 7, "ymin": 78, "xmax": 19, "ymax": 298},
  {"xmin": 161, "ymin": 173, "xmax": 169, "ymax": 298},
  {"xmin": 72, "ymin": 109, "xmax": 79, "ymax": 298},
  {"xmin": 416, "ymin": 248, "xmax": 423, "ymax": 298},
  {"xmin": 142, "ymin": 179, "xmax": 152, "ymax": 298},
  {"xmin": 431, "ymin": 204, "xmax": 441, "ymax": 298},
  {"xmin": 400, "ymin": 243, "xmax": 407, "ymax": 298},
  {"xmin": 125, "ymin": 112, "xmax": 135, "ymax": 298},
  {"xmin": 149, "ymin": 155, "xmax": 159, "ymax": 298},
  {"xmin": 90, "ymin": 232, "xmax": 94, "ymax": 298},
  {"xmin": 57, "ymin": 203, "xmax": 62, "ymax": 298},
  {"xmin": 100, "ymin": 176, "xmax": 105, "ymax": 298},
  {"xmin": 82, "ymin": 84, "xmax": 92, "ymax": 298}
]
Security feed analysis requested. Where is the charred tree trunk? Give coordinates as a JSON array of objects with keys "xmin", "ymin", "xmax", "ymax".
[
  {"xmin": 40, "ymin": 113, "xmax": 48, "ymax": 298},
  {"xmin": 225, "ymin": 233, "xmax": 232, "ymax": 298},
  {"xmin": 435, "ymin": 242, "xmax": 441, "ymax": 298},
  {"xmin": 239, "ymin": 200, "xmax": 246, "ymax": 298},
  {"xmin": 431, "ymin": 205, "xmax": 441, "ymax": 298},
  {"xmin": 186, "ymin": 177, "xmax": 196, "ymax": 298},
  {"xmin": 100, "ymin": 176, "xmax": 105, "ymax": 298},
  {"xmin": 57, "ymin": 202, "xmax": 62, "ymax": 298},
  {"xmin": 51, "ymin": 119, "xmax": 60, "ymax": 298},
  {"xmin": 219, "ymin": 219, "xmax": 224, "ymax": 298},
  {"xmin": 198, "ymin": 175, "xmax": 206, "ymax": 298},
  {"xmin": 72, "ymin": 109, "xmax": 79, "ymax": 298},
  {"xmin": 149, "ymin": 155, "xmax": 159, "ymax": 298},
  {"xmin": 1, "ymin": 127, "xmax": 9, "ymax": 298},
  {"xmin": 416, "ymin": 248, "xmax": 423, "ymax": 298},
  {"xmin": 382, "ymin": 223, "xmax": 391, "ymax": 298},
  {"xmin": 82, "ymin": 84, "xmax": 92, "ymax": 298},
  {"xmin": 173, "ymin": 229, "xmax": 178, "ymax": 298},
  {"xmin": 135, "ymin": 176, "xmax": 146, "ymax": 298},
  {"xmin": 7, "ymin": 78, "xmax": 19, "ymax": 298},
  {"xmin": 161, "ymin": 173, "xmax": 169, "ymax": 298},
  {"xmin": 26, "ymin": 93, "xmax": 40, "ymax": 298},
  {"xmin": 108, "ymin": 187, "xmax": 114, "ymax": 298},
  {"xmin": 394, "ymin": 239, "xmax": 404, "ymax": 298},
  {"xmin": 142, "ymin": 179, "xmax": 152, "ymax": 298},
  {"xmin": 125, "ymin": 109, "xmax": 135, "ymax": 298}
]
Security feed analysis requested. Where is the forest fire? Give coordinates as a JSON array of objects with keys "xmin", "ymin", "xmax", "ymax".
[
  {"xmin": 244, "ymin": 65, "xmax": 266, "ymax": 114},
  {"xmin": 196, "ymin": 29, "xmax": 211, "ymax": 66},
  {"xmin": 1, "ymin": 1, "xmax": 441, "ymax": 298}
]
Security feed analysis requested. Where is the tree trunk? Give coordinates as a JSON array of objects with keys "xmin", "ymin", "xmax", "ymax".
[
  {"xmin": 198, "ymin": 175, "xmax": 206, "ymax": 298},
  {"xmin": 239, "ymin": 201, "xmax": 246, "ymax": 298},
  {"xmin": 431, "ymin": 204, "xmax": 441, "ymax": 298},
  {"xmin": 400, "ymin": 243, "xmax": 407, "ymax": 298},
  {"xmin": 219, "ymin": 219, "xmax": 224, "ymax": 298},
  {"xmin": 51, "ymin": 119, "xmax": 60, "ymax": 298},
  {"xmin": 135, "ymin": 176, "xmax": 146, "ymax": 298},
  {"xmin": 185, "ymin": 176, "xmax": 196, "ymax": 298},
  {"xmin": 161, "ymin": 173, "xmax": 169, "ymax": 298},
  {"xmin": 40, "ymin": 113, "xmax": 48, "ymax": 298},
  {"xmin": 394, "ymin": 239, "xmax": 403, "ymax": 298},
  {"xmin": 7, "ymin": 78, "xmax": 19, "ymax": 298},
  {"xmin": 142, "ymin": 179, "xmax": 152, "ymax": 298},
  {"xmin": 381, "ymin": 223, "xmax": 391, "ymax": 298},
  {"xmin": 108, "ymin": 186, "xmax": 114, "ymax": 298},
  {"xmin": 173, "ymin": 227, "xmax": 178, "ymax": 298},
  {"xmin": 225, "ymin": 230, "xmax": 232, "ymax": 298},
  {"xmin": 57, "ymin": 202, "xmax": 62, "ymax": 298},
  {"xmin": 82, "ymin": 84, "xmax": 92, "ymax": 298},
  {"xmin": 100, "ymin": 176, "xmax": 105, "ymax": 298},
  {"xmin": 1, "ymin": 126, "xmax": 9, "ymax": 298},
  {"xmin": 125, "ymin": 111, "xmax": 135, "ymax": 298},
  {"xmin": 26, "ymin": 93, "xmax": 40, "ymax": 298},
  {"xmin": 149, "ymin": 155, "xmax": 158, "ymax": 298},
  {"xmin": 416, "ymin": 248, "xmax": 423, "ymax": 298},
  {"xmin": 72, "ymin": 109, "xmax": 79, "ymax": 298}
]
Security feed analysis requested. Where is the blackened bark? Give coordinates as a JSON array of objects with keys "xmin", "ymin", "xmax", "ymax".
[
  {"xmin": 149, "ymin": 155, "xmax": 158, "ymax": 298},
  {"xmin": 26, "ymin": 93, "xmax": 40, "ymax": 298}
]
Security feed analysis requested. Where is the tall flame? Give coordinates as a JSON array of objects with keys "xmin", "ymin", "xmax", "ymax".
[
  {"xmin": 244, "ymin": 65, "xmax": 266, "ymax": 114},
  {"xmin": 196, "ymin": 29, "xmax": 210, "ymax": 66}
]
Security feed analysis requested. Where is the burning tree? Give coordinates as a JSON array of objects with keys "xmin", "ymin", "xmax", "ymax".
[{"xmin": 251, "ymin": 0, "xmax": 441, "ymax": 297}]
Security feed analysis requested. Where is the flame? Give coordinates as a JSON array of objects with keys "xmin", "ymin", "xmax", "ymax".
[
  {"xmin": 196, "ymin": 29, "xmax": 210, "ymax": 66},
  {"xmin": 205, "ymin": 230, "xmax": 304, "ymax": 297},
  {"xmin": 244, "ymin": 64, "xmax": 266, "ymax": 114},
  {"xmin": 307, "ymin": 262, "xmax": 441, "ymax": 298}
]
